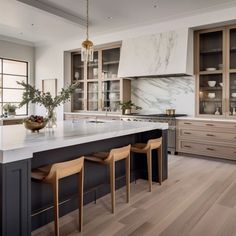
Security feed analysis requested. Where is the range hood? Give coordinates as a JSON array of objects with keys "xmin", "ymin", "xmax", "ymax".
[{"xmin": 118, "ymin": 28, "xmax": 193, "ymax": 78}]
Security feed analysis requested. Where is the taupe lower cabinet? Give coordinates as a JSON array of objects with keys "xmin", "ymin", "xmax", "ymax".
[
  {"xmin": 195, "ymin": 25, "xmax": 236, "ymax": 119},
  {"xmin": 177, "ymin": 119, "xmax": 236, "ymax": 160},
  {"xmin": 71, "ymin": 44, "xmax": 131, "ymax": 113}
]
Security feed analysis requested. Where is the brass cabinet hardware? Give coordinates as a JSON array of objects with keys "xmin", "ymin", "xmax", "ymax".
[
  {"xmin": 184, "ymin": 122, "xmax": 192, "ymax": 125},
  {"xmin": 206, "ymin": 134, "xmax": 215, "ymax": 137},
  {"xmin": 184, "ymin": 132, "xmax": 192, "ymax": 135},
  {"xmin": 184, "ymin": 145, "xmax": 191, "ymax": 148},
  {"xmin": 206, "ymin": 148, "xmax": 215, "ymax": 151},
  {"xmin": 205, "ymin": 124, "xmax": 214, "ymax": 126}
]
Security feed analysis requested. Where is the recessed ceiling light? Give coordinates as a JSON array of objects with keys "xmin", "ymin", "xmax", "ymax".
[{"xmin": 107, "ymin": 16, "xmax": 113, "ymax": 20}]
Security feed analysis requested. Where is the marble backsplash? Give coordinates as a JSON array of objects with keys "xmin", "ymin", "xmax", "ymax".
[{"xmin": 131, "ymin": 76, "xmax": 195, "ymax": 116}]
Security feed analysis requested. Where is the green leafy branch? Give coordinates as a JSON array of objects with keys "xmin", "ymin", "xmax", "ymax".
[{"xmin": 17, "ymin": 81, "xmax": 79, "ymax": 111}]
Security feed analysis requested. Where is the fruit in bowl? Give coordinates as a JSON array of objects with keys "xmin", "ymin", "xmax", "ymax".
[{"xmin": 24, "ymin": 115, "xmax": 48, "ymax": 132}]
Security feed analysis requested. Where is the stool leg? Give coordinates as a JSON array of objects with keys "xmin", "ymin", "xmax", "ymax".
[
  {"xmin": 158, "ymin": 145, "xmax": 162, "ymax": 185},
  {"xmin": 126, "ymin": 154, "xmax": 130, "ymax": 203},
  {"xmin": 53, "ymin": 178, "xmax": 59, "ymax": 236},
  {"xmin": 78, "ymin": 166, "xmax": 84, "ymax": 232},
  {"xmin": 147, "ymin": 149, "xmax": 152, "ymax": 192},
  {"xmin": 110, "ymin": 161, "xmax": 115, "ymax": 213}
]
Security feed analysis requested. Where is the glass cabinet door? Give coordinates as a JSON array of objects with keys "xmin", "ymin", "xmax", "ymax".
[
  {"xmin": 72, "ymin": 53, "xmax": 85, "ymax": 111},
  {"xmin": 102, "ymin": 81, "xmax": 120, "ymax": 112},
  {"xmin": 72, "ymin": 54, "xmax": 84, "ymax": 81},
  {"xmin": 199, "ymin": 31, "xmax": 223, "ymax": 72},
  {"xmin": 87, "ymin": 82, "xmax": 98, "ymax": 111},
  {"xmin": 198, "ymin": 30, "xmax": 224, "ymax": 116},
  {"xmin": 199, "ymin": 74, "xmax": 223, "ymax": 115},
  {"xmin": 87, "ymin": 51, "xmax": 98, "ymax": 80},
  {"xmin": 72, "ymin": 83, "xmax": 85, "ymax": 111},
  {"xmin": 229, "ymin": 28, "xmax": 236, "ymax": 116},
  {"xmin": 102, "ymin": 48, "xmax": 120, "ymax": 79}
]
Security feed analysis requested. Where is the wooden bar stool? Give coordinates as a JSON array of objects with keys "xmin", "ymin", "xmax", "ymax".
[
  {"xmin": 131, "ymin": 138, "xmax": 162, "ymax": 192},
  {"xmin": 85, "ymin": 145, "xmax": 131, "ymax": 214},
  {"xmin": 31, "ymin": 157, "xmax": 84, "ymax": 236}
]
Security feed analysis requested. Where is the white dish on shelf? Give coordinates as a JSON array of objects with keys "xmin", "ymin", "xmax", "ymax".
[
  {"xmin": 232, "ymin": 93, "xmax": 236, "ymax": 98},
  {"xmin": 206, "ymin": 68, "xmax": 217, "ymax": 71},
  {"xmin": 208, "ymin": 93, "xmax": 216, "ymax": 99},
  {"xmin": 219, "ymin": 82, "xmax": 223, "ymax": 87},
  {"xmin": 208, "ymin": 81, "xmax": 216, "ymax": 87}
]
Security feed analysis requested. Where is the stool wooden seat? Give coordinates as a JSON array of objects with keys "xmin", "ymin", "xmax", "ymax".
[
  {"xmin": 32, "ymin": 157, "xmax": 84, "ymax": 236},
  {"xmin": 85, "ymin": 145, "xmax": 131, "ymax": 214},
  {"xmin": 131, "ymin": 138, "xmax": 162, "ymax": 192}
]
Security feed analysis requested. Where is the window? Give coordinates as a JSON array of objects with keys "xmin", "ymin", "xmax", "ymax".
[{"xmin": 0, "ymin": 58, "xmax": 28, "ymax": 115}]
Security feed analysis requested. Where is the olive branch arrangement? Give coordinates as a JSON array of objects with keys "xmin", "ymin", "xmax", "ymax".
[{"xmin": 17, "ymin": 81, "xmax": 79, "ymax": 116}]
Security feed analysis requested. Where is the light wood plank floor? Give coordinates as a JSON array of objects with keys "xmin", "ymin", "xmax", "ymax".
[{"xmin": 32, "ymin": 155, "xmax": 236, "ymax": 236}]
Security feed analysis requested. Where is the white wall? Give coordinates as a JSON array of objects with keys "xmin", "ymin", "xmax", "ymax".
[
  {"xmin": 35, "ymin": 5, "xmax": 236, "ymax": 119},
  {"xmin": 0, "ymin": 39, "xmax": 35, "ymax": 113}
]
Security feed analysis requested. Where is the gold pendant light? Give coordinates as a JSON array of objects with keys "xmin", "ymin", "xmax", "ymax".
[{"xmin": 81, "ymin": 0, "xmax": 94, "ymax": 62}]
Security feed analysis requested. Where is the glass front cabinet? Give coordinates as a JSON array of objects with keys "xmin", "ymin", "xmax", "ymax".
[
  {"xmin": 195, "ymin": 25, "xmax": 236, "ymax": 118},
  {"xmin": 71, "ymin": 45, "xmax": 130, "ymax": 113}
]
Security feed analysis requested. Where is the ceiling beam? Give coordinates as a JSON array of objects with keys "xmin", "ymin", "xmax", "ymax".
[{"xmin": 17, "ymin": 0, "xmax": 86, "ymax": 27}]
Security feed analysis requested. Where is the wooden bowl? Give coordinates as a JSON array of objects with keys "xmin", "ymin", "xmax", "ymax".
[{"xmin": 24, "ymin": 120, "xmax": 47, "ymax": 132}]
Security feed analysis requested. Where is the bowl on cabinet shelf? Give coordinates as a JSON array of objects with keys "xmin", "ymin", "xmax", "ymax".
[
  {"xmin": 232, "ymin": 93, "xmax": 236, "ymax": 98},
  {"xmin": 208, "ymin": 81, "xmax": 216, "ymax": 87},
  {"xmin": 219, "ymin": 82, "xmax": 223, "ymax": 87},
  {"xmin": 208, "ymin": 93, "xmax": 216, "ymax": 99},
  {"xmin": 206, "ymin": 67, "xmax": 216, "ymax": 71}
]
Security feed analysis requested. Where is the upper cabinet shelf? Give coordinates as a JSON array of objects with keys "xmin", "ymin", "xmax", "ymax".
[{"xmin": 195, "ymin": 25, "xmax": 236, "ymax": 118}]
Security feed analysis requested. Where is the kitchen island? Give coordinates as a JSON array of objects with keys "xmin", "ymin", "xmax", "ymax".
[{"xmin": 0, "ymin": 120, "xmax": 168, "ymax": 236}]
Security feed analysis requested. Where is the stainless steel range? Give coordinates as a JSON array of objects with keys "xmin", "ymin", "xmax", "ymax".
[{"xmin": 121, "ymin": 114, "xmax": 187, "ymax": 154}]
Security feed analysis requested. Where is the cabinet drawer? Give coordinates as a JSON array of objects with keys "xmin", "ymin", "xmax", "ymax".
[
  {"xmin": 177, "ymin": 120, "xmax": 236, "ymax": 132},
  {"xmin": 178, "ymin": 140, "xmax": 236, "ymax": 160},
  {"xmin": 178, "ymin": 129, "xmax": 236, "ymax": 143}
]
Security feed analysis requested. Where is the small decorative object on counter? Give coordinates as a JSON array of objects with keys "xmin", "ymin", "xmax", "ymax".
[
  {"xmin": 233, "ymin": 107, "xmax": 236, "ymax": 116},
  {"xmin": 3, "ymin": 103, "xmax": 17, "ymax": 117},
  {"xmin": 215, "ymin": 107, "xmax": 220, "ymax": 115},
  {"xmin": 166, "ymin": 109, "xmax": 176, "ymax": 116},
  {"xmin": 24, "ymin": 115, "xmax": 47, "ymax": 132},
  {"xmin": 119, "ymin": 101, "xmax": 142, "ymax": 115},
  {"xmin": 17, "ymin": 81, "xmax": 79, "ymax": 128}
]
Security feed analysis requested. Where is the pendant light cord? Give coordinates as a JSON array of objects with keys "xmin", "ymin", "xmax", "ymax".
[{"xmin": 86, "ymin": 0, "xmax": 89, "ymax": 40}]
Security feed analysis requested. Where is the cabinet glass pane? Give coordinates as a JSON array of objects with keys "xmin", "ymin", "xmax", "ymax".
[
  {"xmin": 87, "ymin": 82, "xmax": 98, "ymax": 111},
  {"xmin": 3, "ymin": 75, "xmax": 27, "ymax": 88},
  {"xmin": 87, "ymin": 52, "xmax": 98, "ymax": 80},
  {"xmin": 229, "ymin": 73, "xmax": 236, "ymax": 116},
  {"xmin": 102, "ymin": 48, "xmax": 120, "ymax": 79},
  {"xmin": 199, "ymin": 74, "xmax": 223, "ymax": 115},
  {"xmin": 199, "ymin": 31, "xmax": 223, "ymax": 72},
  {"xmin": 230, "ymin": 28, "xmax": 236, "ymax": 69},
  {"xmin": 102, "ymin": 81, "xmax": 120, "ymax": 112},
  {"xmin": 72, "ymin": 82, "xmax": 84, "ymax": 110},
  {"xmin": 72, "ymin": 54, "xmax": 84, "ymax": 81}
]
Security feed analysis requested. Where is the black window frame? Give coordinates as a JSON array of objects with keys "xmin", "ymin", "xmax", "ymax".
[{"xmin": 0, "ymin": 57, "xmax": 28, "ymax": 116}]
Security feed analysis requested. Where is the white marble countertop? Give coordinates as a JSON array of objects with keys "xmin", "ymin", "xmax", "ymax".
[
  {"xmin": 0, "ymin": 116, "xmax": 27, "ymax": 120},
  {"xmin": 0, "ymin": 120, "xmax": 168, "ymax": 164},
  {"xmin": 176, "ymin": 116, "xmax": 236, "ymax": 122}
]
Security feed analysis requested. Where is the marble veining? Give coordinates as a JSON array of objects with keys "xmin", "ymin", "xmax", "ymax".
[
  {"xmin": 118, "ymin": 29, "xmax": 192, "ymax": 77},
  {"xmin": 131, "ymin": 77, "xmax": 195, "ymax": 115}
]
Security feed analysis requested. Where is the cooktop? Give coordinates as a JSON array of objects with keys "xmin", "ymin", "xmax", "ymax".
[{"xmin": 128, "ymin": 113, "xmax": 187, "ymax": 118}]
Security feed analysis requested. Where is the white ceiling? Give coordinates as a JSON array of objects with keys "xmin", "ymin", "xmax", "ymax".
[{"xmin": 1, "ymin": 0, "xmax": 236, "ymax": 46}]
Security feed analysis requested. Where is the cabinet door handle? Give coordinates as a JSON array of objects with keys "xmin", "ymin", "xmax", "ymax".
[
  {"xmin": 184, "ymin": 122, "xmax": 192, "ymax": 125},
  {"xmin": 206, "ymin": 134, "xmax": 215, "ymax": 137},
  {"xmin": 206, "ymin": 124, "xmax": 214, "ymax": 126},
  {"xmin": 206, "ymin": 148, "xmax": 215, "ymax": 151},
  {"xmin": 184, "ymin": 132, "xmax": 192, "ymax": 135},
  {"xmin": 184, "ymin": 145, "xmax": 192, "ymax": 148}
]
